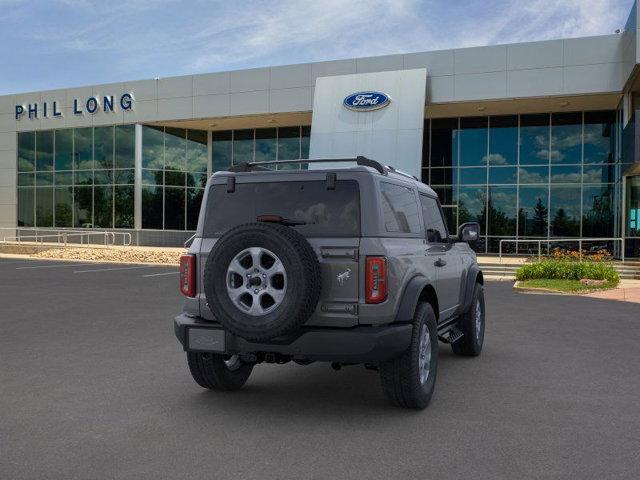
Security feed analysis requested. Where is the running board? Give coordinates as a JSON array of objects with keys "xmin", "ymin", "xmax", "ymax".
[{"xmin": 438, "ymin": 326, "xmax": 464, "ymax": 344}]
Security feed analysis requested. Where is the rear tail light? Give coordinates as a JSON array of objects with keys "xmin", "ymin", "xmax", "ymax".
[
  {"xmin": 365, "ymin": 256, "xmax": 388, "ymax": 304},
  {"xmin": 180, "ymin": 254, "xmax": 196, "ymax": 297}
]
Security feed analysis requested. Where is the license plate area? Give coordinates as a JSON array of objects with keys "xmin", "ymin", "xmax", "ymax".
[{"xmin": 187, "ymin": 328, "xmax": 225, "ymax": 352}]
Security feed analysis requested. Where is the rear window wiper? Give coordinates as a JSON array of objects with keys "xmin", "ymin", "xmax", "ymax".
[{"xmin": 257, "ymin": 214, "xmax": 307, "ymax": 226}]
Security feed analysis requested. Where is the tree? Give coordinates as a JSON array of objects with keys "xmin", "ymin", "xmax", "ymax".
[{"xmin": 532, "ymin": 198, "xmax": 548, "ymax": 236}]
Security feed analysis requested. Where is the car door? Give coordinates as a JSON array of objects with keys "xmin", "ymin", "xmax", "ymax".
[{"xmin": 419, "ymin": 194, "xmax": 461, "ymax": 318}]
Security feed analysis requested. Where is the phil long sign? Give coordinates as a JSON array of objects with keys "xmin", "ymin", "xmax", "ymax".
[{"xmin": 15, "ymin": 93, "xmax": 134, "ymax": 120}]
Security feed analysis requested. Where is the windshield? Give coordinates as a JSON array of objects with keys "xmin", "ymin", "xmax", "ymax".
[{"xmin": 203, "ymin": 180, "xmax": 360, "ymax": 237}]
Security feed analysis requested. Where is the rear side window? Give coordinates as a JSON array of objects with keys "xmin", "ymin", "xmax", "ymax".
[
  {"xmin": 380, "ymin": 182, "xmax": 421, "ymax": 233},
  {"xmin": 203, "ymin": 180, "xmax": 360, "ymax": 237},
  {"xmin": 420, "ymin": 194, "xmax": 448, "ymax": 243}
]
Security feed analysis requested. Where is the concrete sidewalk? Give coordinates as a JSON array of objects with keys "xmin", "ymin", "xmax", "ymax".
[{"xmin": 583, "ymin": 280, "xmax": 640, "ymax": 304}]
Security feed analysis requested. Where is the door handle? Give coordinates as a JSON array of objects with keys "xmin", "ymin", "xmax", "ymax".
[{"xmin": 434, "ymin": 258, "xmax": 447, "ymax": 267}]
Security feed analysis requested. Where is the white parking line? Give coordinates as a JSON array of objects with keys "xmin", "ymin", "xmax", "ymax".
[
  {"xmin": 16, "ymin": 263, "xmax": 90, "ymax": 270},
  {"xmin": 74, "ymin": 265, "xmax": 160, "ymax": 273},
  {"xmin": 143, "ymin": 271, "xmax": 179, "ymax": 277}
]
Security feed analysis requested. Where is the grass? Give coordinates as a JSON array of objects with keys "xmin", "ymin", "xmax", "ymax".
[{"xmin": 516, "ymin": 278, "xmax": 618, "ymax": 293}]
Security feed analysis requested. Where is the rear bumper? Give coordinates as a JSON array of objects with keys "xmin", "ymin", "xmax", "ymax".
[{"xmin": 174, "ymin": 314, "xmax": 412, "ymax": 363}]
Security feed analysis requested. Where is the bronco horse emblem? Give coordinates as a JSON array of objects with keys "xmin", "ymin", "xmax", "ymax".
[{"xmin": 336, "ymin": 268, "xmax": 351, "ymax": 286}]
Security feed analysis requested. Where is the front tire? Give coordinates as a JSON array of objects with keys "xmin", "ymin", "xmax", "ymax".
[
  {"xmin": 379, "ymin": 302, "xmax": 438, "ymax": 409},
  {"xmin": 187, "ymin": 352, "xmax": 253, "ymax": 391},
  {"xmin": 451, "ymin": 282, "xmax": 485, "ymax": 356}
]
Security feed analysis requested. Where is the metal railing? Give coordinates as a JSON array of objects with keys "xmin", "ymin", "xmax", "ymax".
[
  {"xmin": 498, "ymin": 238, "xmax": 625, "ymax": 262},
  {"xmin": 0, "ymin": 228, "xmax": 132, "ymax": 248}
]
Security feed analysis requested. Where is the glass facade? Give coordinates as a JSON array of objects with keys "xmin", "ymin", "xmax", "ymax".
[
  {"xmin": 141, "ymin": 126, "xmax": 208, "ymax": 230},
  {"xmin": 17, "ymin": 126, "xmax": 135, "ymax": 228},
  {"xmin": 423, "ymin": 111, "xmax": 621, "ymax": 253},
  {"xmin": 212, "ymin": 126, "xmax": 310, "ymax": 172}
]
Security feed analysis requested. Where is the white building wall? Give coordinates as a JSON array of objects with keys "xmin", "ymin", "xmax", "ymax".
[{"xmin": 309, "ymin": 69, "xmax": 426, "ymax": 178}]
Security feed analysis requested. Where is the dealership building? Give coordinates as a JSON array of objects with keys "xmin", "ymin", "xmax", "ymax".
[{"xmin": 2, "ymin": 5, "xmax": 640, "ymax": 256}]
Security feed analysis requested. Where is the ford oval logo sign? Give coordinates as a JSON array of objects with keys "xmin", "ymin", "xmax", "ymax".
[{"xmin": 343, "ymin": 91, "xmax": 390, "ymax": 111}]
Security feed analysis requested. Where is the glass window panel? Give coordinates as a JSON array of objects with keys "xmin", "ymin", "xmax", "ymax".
[
  {"xmin": 35, "ymin": 130, "xmax": 54, "ymax": 171},
  {"xmin": 164, "ymin": 187, "xmax": 185, "ymax": 230},
  {"xmin": 142, "ymin": 169, "xmax": 163, "ymax": 186},
  {"xmin": 74, "ymin": 186, "xmax": 93, "ymax": 227},
  {"xmin": 550, "ymin": 185, "xmax": 580, "ymax": 237},
  {"xmin": 54, "ymin": 129, "xmax": 73, "ymax": 171},
  {"xmin": 584, "ymin": 164, "xmax": 615, "ymax": 184},
  {"xmin": 18, "ymin": 131, "xmax": 35, "ymax": 172},
  {"xmin": 584, "ymin": 111, "xmax": 615, "ymax": 164},
  {"xmin": 94, "ymin": 169, "xmax": 113, "ymax": 185},
  {"xmin": 519, "ymin": 114, "xmax": 549, "ymax": 165},
  {"xmin": 18, "ymin": 173, "xmax": 34, "ymax": 187},
  {"xmin": 186, "ymin": 172, "xmax": 208, "ymax": 188},
  {"xmin": 142, "ymin": 126, "xmax": 164, "ymax": 169},
  {"xmin": 430, "ymin": 118, "xmax": 458, "ymax": 167},
  {"xmin": 518, "ymin": 186, "xmax": 548, "ymax": 236},
  {"xmin": 459, "ymin": 167, "xmax": 486, "ymax": 185},
  {"xmin": 488, "ymin": 186, "xmax": 517, "ymax": 236},
  {"xmin": 301, "ymin": 126, "xmax": 310, "ymax": 159},
  {"xmin": 380, "ymin": 182, "xmax": 421, "ymax": 233},
  {"xmin": 35, "ymin": 187, "xmax": 54, "ymax": 227},
  {"xmin": 17, "ymin": 188, "xmax": 34, "ymax": 227},
  {"xmin": 420, "ymin": 195, "xmax": 448, "ymax": 242},
  {"xmin": 75, "ymin": 170, "xmax": 93, "ymax": 186},
  {"xmin": 165, "ymin": 170, "xmax": 185, "ymax": 187},
  {"xmin": 94, "ymin": 126, "xmax": 114, "ymax": 169},
  {"xmin": 142, "ymin": 186, "xmax": 163, "ymax": 229},
  {"xmin": 186, "ymin": 129, "xmax": 208, "ymax": 173},
  {"xmin": 233, "ymin": 129, "xmax": 254, "ymax": 164},
  {"xmin": 35, "ymin": 171, "xmax": 53, "ymax": 186},
  {"xmin": 459, "ymin": 117, "xmax": 487, "ymax": 166},
  {"xmin": 54, "ymin": 186, "xmax": 73, "ymax": 228},
  {"xmin": 582, "ymin": 184, "xmax": 614, "ymax": 237},
  {"xmin": 458, "ymin": 187, "xmax": 486, "ymax": 226},
  {"xmin": 93, "ymin": 186, "xmax": 113, "ymax": 228},
  {"xmin": 212, "ymin": 131, "xmax": 232, "ymax": 172},
  {"xmin": 187, "ymin": 188, "xmax": 204, "ymax": 230},
  {"xmin": 488, "ymin": 115, "xmax": 517, "ymax": 165},
  {"xmin": 113, "ymin": 169, "xmax": 134, "ymax": 185},
  {"xmin": 626, "ymin": 177, "xmax": 640, "ymax": 237},
  {"xmin": 551, "ymin": 112, "xmax": 582, "ymax": 165},
  {"xmin": 278, "ymin": 126, "xmax": 300, "ymax": 160},
  {"xmin": 255, "ymin": 128, "xmax": 277, "ymax": 163},
  {"xmin": 441, "ymin": 206, "xmax": 457, "ymax": 234},
  {"xmin": 165, "ymin": 127, "xmax": 186, "ymax": 171},
  {"xmin": 519, "ymin": 166, "xmax": 548, "ymax": 184},
  {"xmin": 430, "ymin": 168, "xmax": 454, "ymax": 185},
  {"xmin": 488, "ymin": 166, "xmax": 517, "ymax": 184},
  {"xmin": 432, "ymin": 186, "xmax": 454, "ymax": 205},
  {"xmin": 550, "ymin": 165, "xmax": 581, "ymax": 183},
  {"xmin": 114, "ymin": 186, "xmax": 134, "ymax": 228},
  {"xmin": 115, "ymin": 124, "xmax": 135, "ymax": 169},
  {"xmin": 74, "ymin": 127, "xmax": 93, "ymax": 170}
]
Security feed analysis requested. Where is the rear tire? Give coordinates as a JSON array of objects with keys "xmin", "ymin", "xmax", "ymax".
[
  {"xmin": 379, "ymin": 302, "xmax": 438, "ymax": 409},
  {"xmin": 187, "ymin": 352, "xmax": 253, "ymax": 391},
  {"xmin": 451, "ymin": 283, "xmax": 485, "ymax": 356}
]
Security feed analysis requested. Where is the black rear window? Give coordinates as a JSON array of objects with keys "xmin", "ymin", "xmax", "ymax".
[{"xmin": 203, "ymin": 180, "xmax": 360, "ymax": 237}]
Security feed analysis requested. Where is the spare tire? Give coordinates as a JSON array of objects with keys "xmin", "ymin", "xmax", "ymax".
[{"xmin": 203, "ymin": 222, "xmax": 321, "ymax": 342}]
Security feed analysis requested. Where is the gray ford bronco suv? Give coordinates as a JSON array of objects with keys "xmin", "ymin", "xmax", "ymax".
[{"xmin": 174, "ymin": 157, "xmax": 485, "ymax": 409}]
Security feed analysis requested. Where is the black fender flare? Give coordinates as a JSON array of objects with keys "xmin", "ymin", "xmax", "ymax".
[
  {"xmin": 457, "ymin": 264, "xmax": 483, "ymax": 315},
  {"xmin": 395, "ymin": 275, "xmax": 430, "ymax": 323}
]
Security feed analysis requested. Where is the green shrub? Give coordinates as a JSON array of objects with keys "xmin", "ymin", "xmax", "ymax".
[{"xmin": 515, "ymin": 260, "xmax": 619, "ymax": 285}]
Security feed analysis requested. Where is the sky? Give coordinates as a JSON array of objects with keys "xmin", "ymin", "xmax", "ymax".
[{"xmin": 0, "ymin": 0, "xmax": 636, "ymax": 95}]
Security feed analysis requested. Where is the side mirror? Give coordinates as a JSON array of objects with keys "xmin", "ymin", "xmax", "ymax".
[{"xmin": 457, "ymin": 222, "xmax": 480, "ymax": 243}]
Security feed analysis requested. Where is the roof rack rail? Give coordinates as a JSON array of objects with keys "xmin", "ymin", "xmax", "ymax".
[
  {"xmin": 227, "ymin": 156, "xmax": 387, "ymax": 175},
  {"xmin": 386, "ymin": 165, "xmax": 421, "ymax": 182}
]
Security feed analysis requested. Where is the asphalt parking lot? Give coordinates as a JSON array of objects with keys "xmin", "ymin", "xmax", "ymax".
[{"xmin": 1, "ymin": 257, "xmax": 639, "ymax": 480}]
